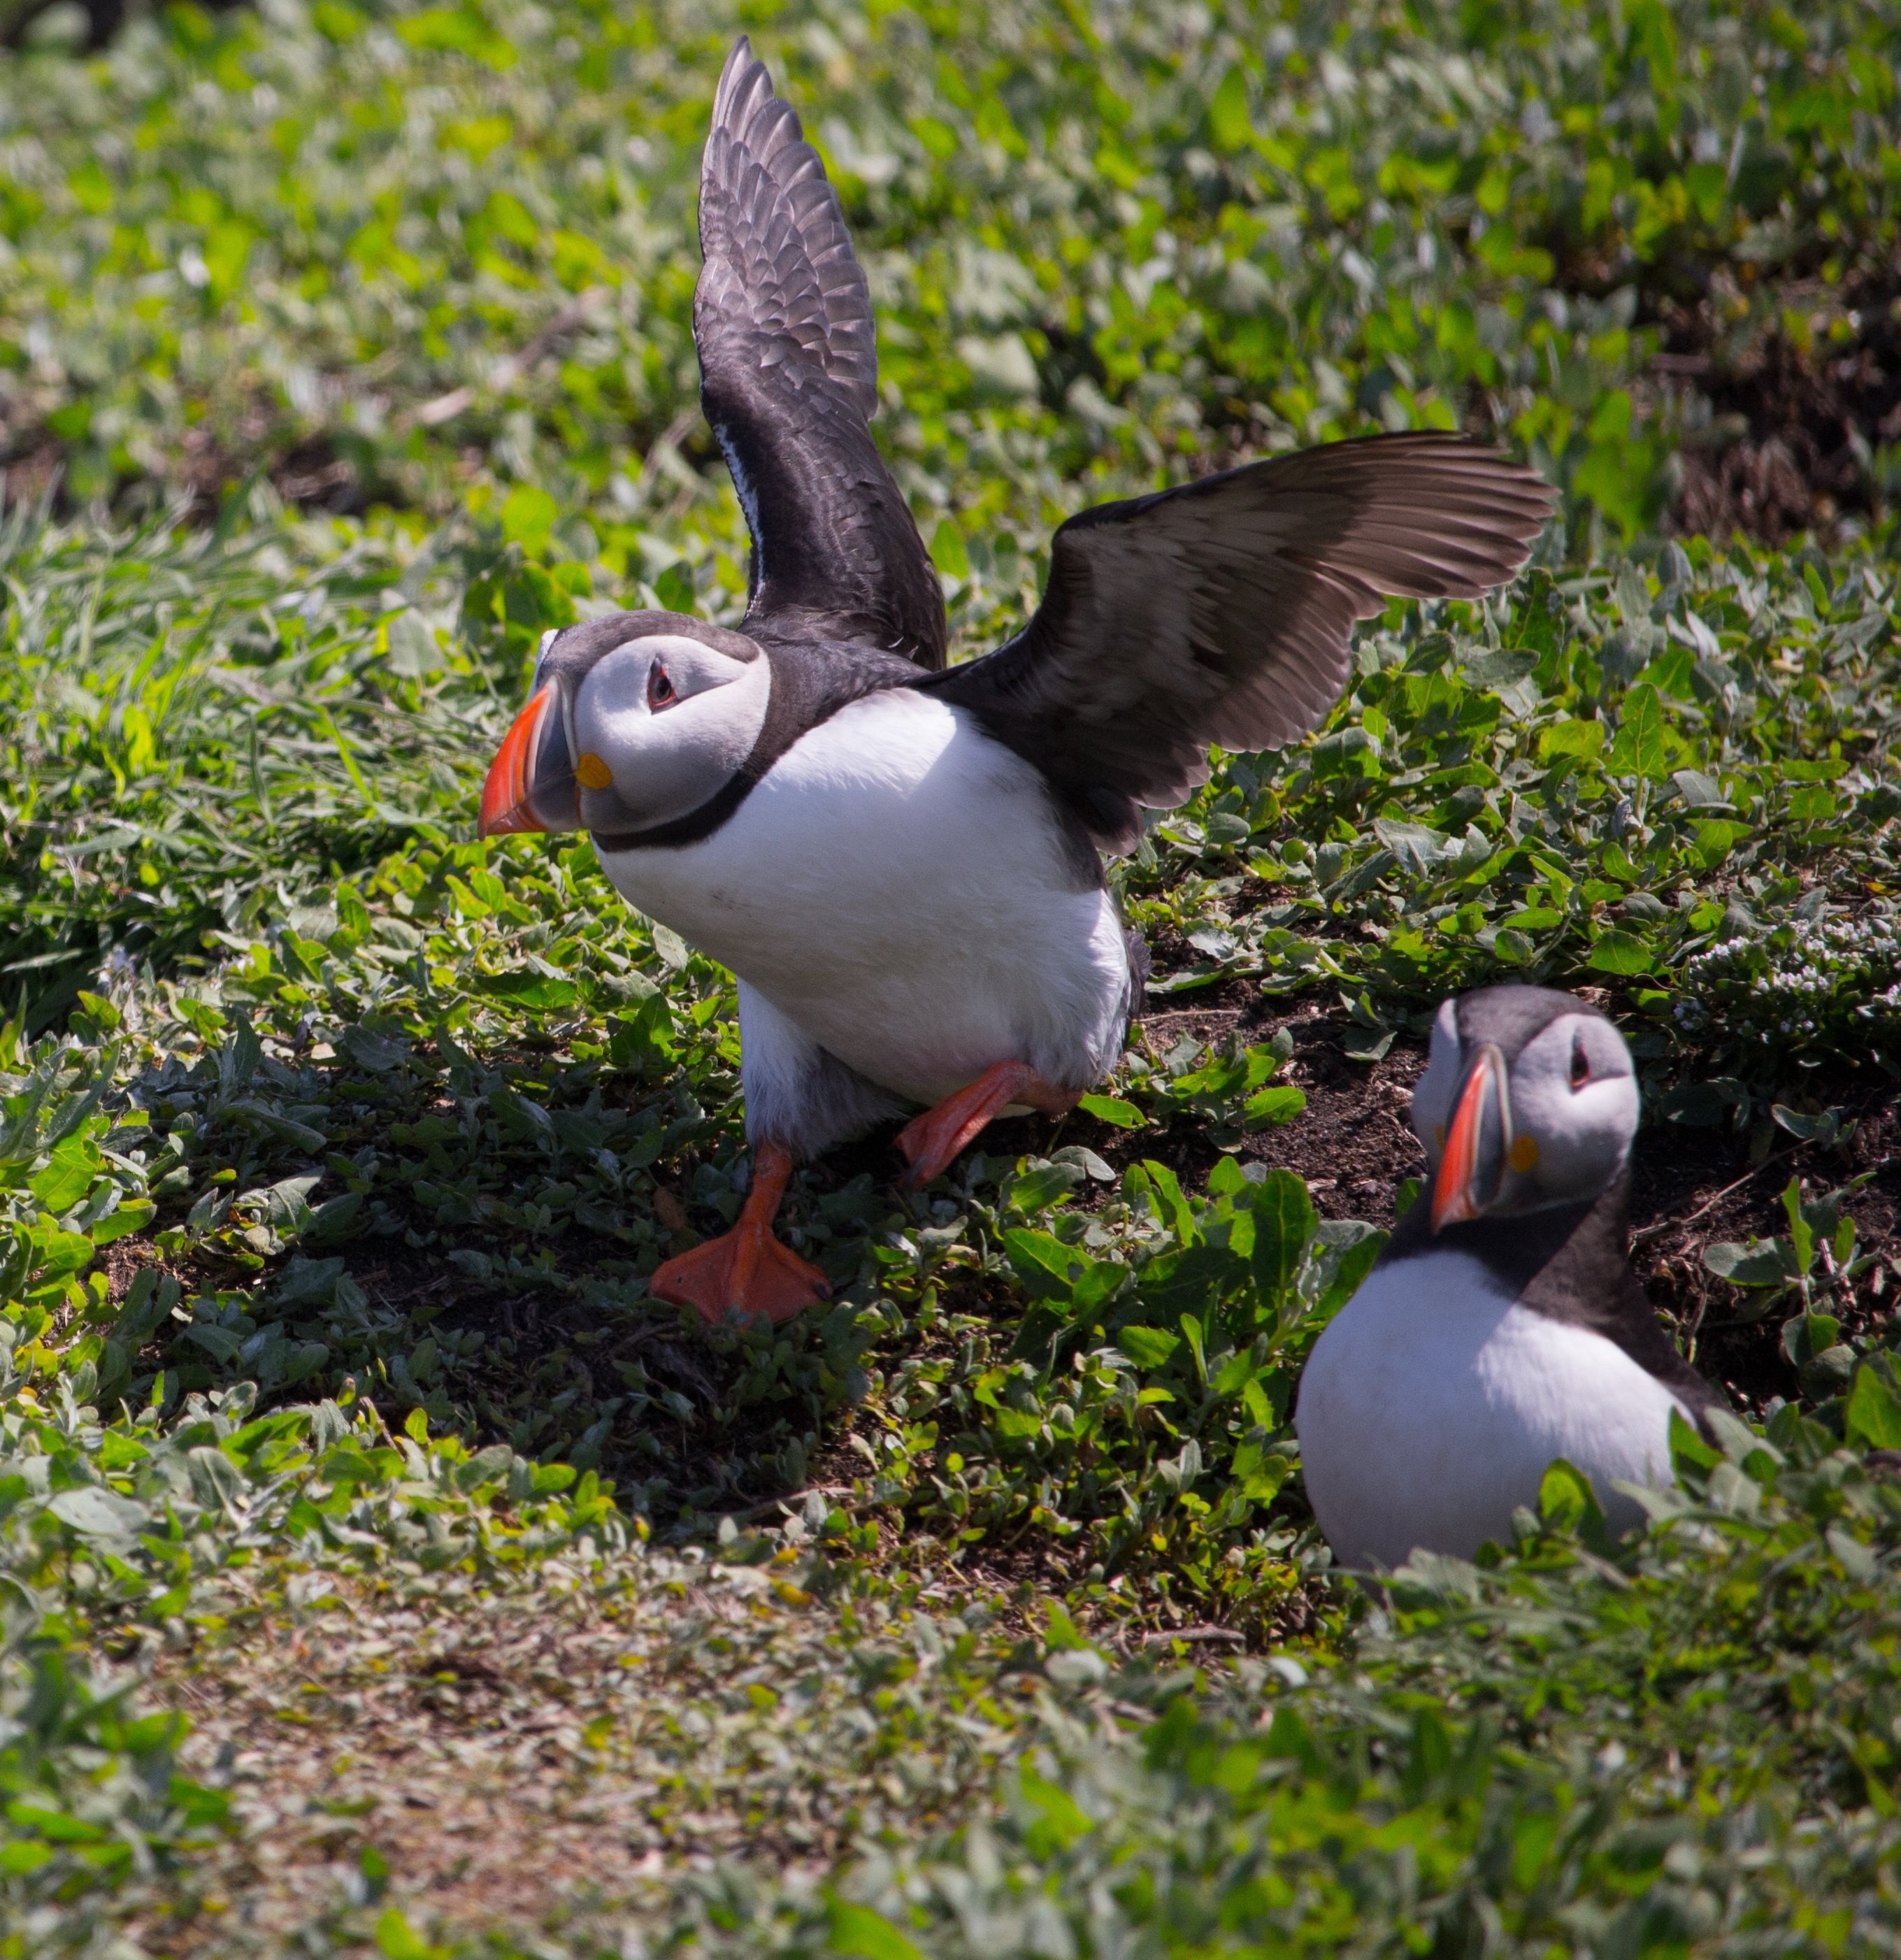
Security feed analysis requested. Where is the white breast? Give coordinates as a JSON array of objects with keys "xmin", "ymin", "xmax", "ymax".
[
  {"xmin": 1294, "ymin": 1252, "xmax": 1688, "ymax": 1571},
  {"xmin": 595, "ymin": 690, "xmax": 1132, "ymax": 1105}
]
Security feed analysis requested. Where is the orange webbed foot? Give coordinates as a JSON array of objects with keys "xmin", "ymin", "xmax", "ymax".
[
  {"xmin": 895, "ymin": 1061, "xmax": 1079, "ymax": 1187},
  {"xmin": 649, "ymin": 1142, "xmax": 828, "ymax": 1329},
  {"xmin": 651, "ymin": 1226, "xmax": 828, "ymax": 1328}
]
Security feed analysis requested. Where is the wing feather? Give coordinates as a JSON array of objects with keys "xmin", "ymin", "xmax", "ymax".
[
  {"xmin": 694, "ymin": 39, "xmax": 946, "ymax": 668},
  {"xmin": 923, "ymin": 433, "xmax": 1555, "ymax": 846}
]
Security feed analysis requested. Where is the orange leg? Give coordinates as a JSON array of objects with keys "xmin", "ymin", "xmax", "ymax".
[
  {"xmin": 650, "ymin": 1142, "xmax": 828, "ymax": 1329},
  {"xmin": 895, "ymin": 1061, "xmax": 1081, "ymax": 1187}
]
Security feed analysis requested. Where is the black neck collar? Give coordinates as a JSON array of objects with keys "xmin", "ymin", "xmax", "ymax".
[
  {"xmin": 587, "ymin": 637, "xmax": 919, "ymax": 852},
  {"xmin": 1382, "ymin": 1169, "xmax": 1717, "ymax": 1411}
]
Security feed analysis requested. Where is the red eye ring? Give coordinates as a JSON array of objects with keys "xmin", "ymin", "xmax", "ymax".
[
  {"xmin": 1569, "ymin": 1038, "xmax": 1591, "ymax": 1088},
  {"xmin": 647, "ymin": 663, "xmax": 676, "ymax": 711}
]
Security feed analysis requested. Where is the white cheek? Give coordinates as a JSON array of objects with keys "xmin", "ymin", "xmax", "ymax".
[
  {"xmin": 586, "ymin": 725, "xmax": 715, "ymax": 825},
  {"xmin": 1521, "ymin": 1075, "xmax": 1637, "ymax": 1192},
  {"xmin": 1411, "ymin": 1001, "xmax": 1463, "ymax": 1158},
  {"xmin": 576, "ymin": 659, "xmax": 770, "ymax": 829}
]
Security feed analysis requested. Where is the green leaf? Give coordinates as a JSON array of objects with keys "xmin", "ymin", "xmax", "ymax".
[
  {"xmin": 92, "ymin": 1199, "xmax": 156, "ymax": 1246},
  {"xmin": 1242, "ymin": 1085, "xmax": 1305, "ymax": 1129},
  {"xmin": 1539, "ymin": 717, "xmax": 1604, "ymax": 762},
  {"xmin": 1846, "ymin": 1353, "xmax": 1901, "ymax": 1450},
  {"xmin": 1128, "ymin": 1160, "xmax": 1196, "ymax": 1243},
  {"xmin": 1537, "ymin": 1459, "xmax": 1609, "ymax": 1546},
  {"xmin": 1633, "ymin": 641, "xmax": 1695, "ymax": 698},
  {"xmin": 376, "ymin": 1910, "xmax": 449, "ymax": 1960},
  {"xmin": 654, "ymin": 564, "xmax": 695, "ymax": 613},
  {"xmin": 30, "ymin": 1136, "xmax": 100, "ymax": 1213},
  {"xmin": 47, "ymin": 1487, "xmax": 150, "ymax": 1538},
  {"xmin": 1003, "ymin": 1164, "xmax": 1080, "ymax": 1215},
  {"xmin": 1672, "ymin": 768, "xmax": 1730, "ymax": 810},
  {"xmin": 1003, "ymin": 1228, "xmax": 1089, "ymax": 1301},
  {"xmin": 6, "ymin": 1803, "xmax": 106, "ymax": 1843},
  {"xmin": 1078, "ymin": 1092, "xmax": 1143, "ymax": 1129},
  {"xmin": 1207, "ymin": 64, "xmax": 1252, "ymax": 150},
  {"xmin": 1117, "ymin": 1325, "xmax": 1180, "ymax": 1369},
  {"xmin": 1315, "ymin": 1229, "xmax": 1386, "ymax": 1318},
  {"xmin": 1249, "ymin": 1170, "xmax": 1317, "ymax": 1300},
  {"xmin": 1373, "ymin": 817, "xmax": 1454, "ymax": 875},
  {"xmin": 1703, "ymin": 1240, "xmax": 1791, "ymax": 1289},
  {"xmin": 1211, "ymin": 1350, "xmax": 1258, "ymax": 1398},
  {"xmin": 1780, "ymin": 1178, "xmax": 1815, "ymax": 1273},
  {"xmin": 1668, "ymin": 1407, "xmax": 1721, "ymax": 1477},
  {"xmin": 1019, "ymin": 1763, "xmax": 1096, "ymax": 1851},
  {"xmin": 501, "ymin": 483, "xmax": 559, "ymax": 552},
  {"xmin": 1043, "ymin": 1600, "xmax": 1089, "ymax": 1650},
  {"xmin": 1587, "ymin": 929, "xmax": 1653, "ymax": 975},
  {"xmin": 829, "ymin": 1903, "xmax": 926, "ymax": 1960},
  {"xmin": 32, "ymin": 1226, "xmax": 94, "ymax": 1280},
  {"xmin": 478, "ymin": 971, "xmax": 579, "ymax": 1012},
  {"xmin": 1606, "ymin": 682, "xmax": 1669, "ymax": 778},
  {"xmin": 929, "ymin": 519, "xmax": 969, "ymax": 578}
]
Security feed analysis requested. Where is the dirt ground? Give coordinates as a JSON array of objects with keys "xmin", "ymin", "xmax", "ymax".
[{"xmin": 1658, "ymin": 269, "xmax": 1901, "ymax": 545}]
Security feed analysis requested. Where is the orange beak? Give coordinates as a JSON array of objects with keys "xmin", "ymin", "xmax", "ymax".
[
  {"xmin": 1432, "ymin": 1043, "xmax": 1509, "ymax": 1232},
  {"xmin": 479, "ymin": 685, "xmax": 556, "ymax": 838}
]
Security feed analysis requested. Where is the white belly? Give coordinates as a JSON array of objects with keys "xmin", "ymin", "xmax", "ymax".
[
  {"xmin": 594, "ymin": 690, "xmax": 1131, "ymax": 1104},
  {"xmin": 1294, "ymin": 1252, "xmax": 1687, "ymax": 1571}
]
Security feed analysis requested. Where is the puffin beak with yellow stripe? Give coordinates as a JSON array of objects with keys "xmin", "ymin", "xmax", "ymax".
[
  {"xmin": 480, "ymin": 38, "xmax": 1555, "ymax": 1331},
  {"xmin": 1422, "ymin": 994, "xmax": 1640, "ymax": 1232},
  {"xmin": 481, "ymin": 617, "xmax": 771, "ymax": 843}
]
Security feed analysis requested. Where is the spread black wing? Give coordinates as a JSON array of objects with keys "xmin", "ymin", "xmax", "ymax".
[
  {"xmin": 921, "ymin": 434, "xmax": 1554, "ymax": 847},
  {"xmin": 695, "ymin": 38, "xmax": 947, "ymax": 670}
]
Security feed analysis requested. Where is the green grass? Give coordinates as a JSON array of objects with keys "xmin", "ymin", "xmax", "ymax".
[{"xmin": 1, "ymin": 0, "xmax": 1900, "ymax": 1951}]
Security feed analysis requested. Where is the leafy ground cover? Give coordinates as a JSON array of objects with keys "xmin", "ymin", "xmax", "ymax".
[{"xmin": 2, "ymin": 0, "xmax": 1901, "ymax": 1951}]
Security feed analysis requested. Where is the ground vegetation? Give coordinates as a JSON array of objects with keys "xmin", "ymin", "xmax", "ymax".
[{"xmin": 1, "ymin": 0, "xmax": 1900, "ymax": 1950}]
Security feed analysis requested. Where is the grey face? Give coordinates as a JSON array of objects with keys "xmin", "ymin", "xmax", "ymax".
[
  {"xmin": 1412, "ymin": 987, "xmax": 1640, "ymax": 1229},
  {"xmin": 479, "ymin": 611, "xmax": 769, "ymax": 840}
]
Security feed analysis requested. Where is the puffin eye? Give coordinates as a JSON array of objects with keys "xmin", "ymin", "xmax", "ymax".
[
  {"xmin": 1569, "ymin": 1037, "xmax": 1591, "ymax": 1089},
  {"xmin": 647, "ymin": 662, "xmax": 677, "ymax": 712}
]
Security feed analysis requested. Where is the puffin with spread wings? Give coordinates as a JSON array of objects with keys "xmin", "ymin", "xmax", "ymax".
[{"xmin": 479, "ymin": 38, "xmax": 1556, "ymax": 1326}]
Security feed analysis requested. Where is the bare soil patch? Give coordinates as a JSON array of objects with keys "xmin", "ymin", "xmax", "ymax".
[{"xmin": 1658, "ymin": 271, "xmax": 1901, "ymax": 543}]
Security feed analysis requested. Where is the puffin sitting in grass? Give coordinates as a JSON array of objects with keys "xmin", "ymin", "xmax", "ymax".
[
  {"xmin": 1296, "ymin": 985, "xmax": 1719, "ymax": 1571},
  {"xmin": 478, "ymin": 38, "xmax": 1556, "ymax": 1327}
]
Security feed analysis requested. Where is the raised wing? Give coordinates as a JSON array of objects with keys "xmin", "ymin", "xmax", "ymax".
[
  {"xmin": 694, "ymin": 38, "xmax": 947, "ymax": 669},
  {"xmin": 921, "ymin": 434, "xmax": 1554, "ymax": 847}
]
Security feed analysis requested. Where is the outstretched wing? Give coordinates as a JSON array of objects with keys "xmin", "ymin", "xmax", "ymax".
[
  {"xmin": 694, "ymin": 38, "xmax": 947, "ymax": 669},
  {"xmin": 921, "ymin": 434, "xmax": 1554, "ymax": 847}
]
